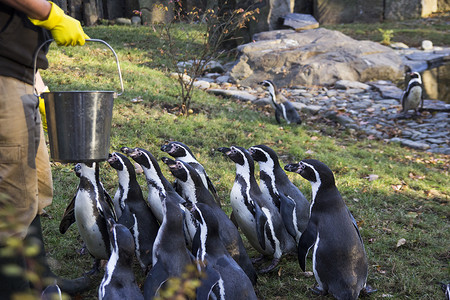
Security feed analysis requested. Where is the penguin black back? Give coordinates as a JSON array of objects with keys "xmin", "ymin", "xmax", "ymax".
[
  {"xmin": 99, "ymin": 218, "xmax": 144, "ymax": 300},
  {"xmin": 108, "ymin": 152, "xmax": 159, "ymax": 273},
  {"xmin": 285, "ymin": 159, "xmax": 369, "ymax": 300}
]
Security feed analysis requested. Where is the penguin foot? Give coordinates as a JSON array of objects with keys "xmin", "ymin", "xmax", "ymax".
[
  {"xmin": 361, "ymin": 284, "xmax": 377, "ymax": 295},
  {"xmin": 309, "ymin": 285, "xmax": 327, "ymax": 296},
  {"xmin": 251, "ymin": 255, "xmax": 265, "ymax": 265},
  {"xmin": 257, "ymin": 258, "xmax": 280, "ymax": 274}
]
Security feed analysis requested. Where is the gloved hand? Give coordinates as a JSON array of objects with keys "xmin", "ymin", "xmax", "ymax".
[
  {"xmin": 29, "ymin": 2, "xmax": 89, "ymax": 46},
  {"xmin": 39, "ymin": 87, "xmax": 50, "ymax": 132}
]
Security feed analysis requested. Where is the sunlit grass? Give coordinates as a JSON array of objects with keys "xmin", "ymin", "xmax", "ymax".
[{"xmin": 38, "ymin": 24, "xmax": 449, "ymax": 299}]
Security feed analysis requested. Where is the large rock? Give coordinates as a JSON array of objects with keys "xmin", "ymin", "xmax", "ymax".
[{"xmin": 229, "ymin": 28, "xmax": 405, "ymax": 87}]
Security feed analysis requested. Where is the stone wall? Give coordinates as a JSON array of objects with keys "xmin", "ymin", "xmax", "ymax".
[{"xmin": 57, "ymin": 0, "xmax": 449, "ymax": 27}]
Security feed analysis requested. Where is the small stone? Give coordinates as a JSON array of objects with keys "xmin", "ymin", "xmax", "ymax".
[
  {"xmin": 193, "ymin": 80, "xmax": 210, "ymax": 90},
  {"xmin": 421, "ymin": 40, "xmax": 433, "ymax": 50}
]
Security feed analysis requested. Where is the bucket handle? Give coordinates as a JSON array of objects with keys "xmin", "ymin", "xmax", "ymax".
[{"xmin": 33, "ymin": 39, "xmax": 124, "ymax": 97}]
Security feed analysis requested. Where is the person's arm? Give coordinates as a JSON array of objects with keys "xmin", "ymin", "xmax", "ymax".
[
  {"xmin": 0, "ymin": 0, "xmax": 51, "ymax": 20},
  {"xmin": 0, "ymin": 0, "xmax": 89, "ymax": 46}
]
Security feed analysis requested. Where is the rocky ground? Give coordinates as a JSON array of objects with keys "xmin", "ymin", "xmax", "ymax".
[{"xmin": 204, "ymin": 78, "xmax": 449, "ymax": 154}]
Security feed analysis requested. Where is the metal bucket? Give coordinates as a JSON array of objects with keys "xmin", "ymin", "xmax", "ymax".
[{"xmin": 33, "ymin": 39, "xmax": 124, "ymax": 163}]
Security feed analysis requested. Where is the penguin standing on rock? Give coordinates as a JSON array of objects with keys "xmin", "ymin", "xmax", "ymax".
[
  {"xmin": 99, "ymin": 218, "xmax": 144, "ymax": 300},
  {"xmin": 284, "ymin": 159, "xmax": 373, "ymax": 300},
  {"xmin": 161, "ymin": 141, "xmax": 221, "ymax": 207},
  {"xmin": 401, "ymin": 71, "xmax": 424, "ymax": 116},
  {"xmin": 162, "ymin": 157, "xmax": 257, "ymax": 285},
  {"xmin": 107, "ymin": 152, "xmax": 160, "ymax": 273},
  {"xmin": 259, "ymin": 80, "xmax": 302, "ymax": 125},
  {"xmin": 60, "ymin": 163, "xmax": 117, "ymax": 274},
  {"xmin": 249, "ymin": 144, "xmax": 310, "ymax": 244},
  {"xmin": 218, "ymin": 146, "xmax": 296, "ymax": 273}
]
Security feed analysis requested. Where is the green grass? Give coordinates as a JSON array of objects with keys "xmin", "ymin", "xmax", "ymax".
[
  {"xmin": 38, "ymin": 24, "xmax": 449, "ymax": 299},
  {"xmin": 322, "ymin": 12, "xmax": 450, "ymax": 47}
]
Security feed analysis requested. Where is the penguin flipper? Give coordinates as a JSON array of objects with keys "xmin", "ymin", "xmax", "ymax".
[
  {"xmin": 279, "ymin": 193, "xmax": 297, "ymax": 240},
  {"xmin": 143, "ymin": 261, "xmax": 169, "ymax": 299},
  {"xmin": 253, "ymin": 202, "xmax": 268, "ymax": 251},
  {"xmin": 347, "ymin": 208, "xmax": 364, "ymax": 244},
  {"xmin": 196, "ymin": 265, "xmax": 221, "ymax": 300},
  {"xmin": 206, "ymin": 176, "xmax": 220, "ymax": 205},
  {"xmin": 297, "ymin": 222, "xmax": 317, "ymax": 272},
  {"xmin": 275, "ymin": 107, "xmax": 282, "ymax": 124},
  {"xmin": 117, "ymin": 205, "xmax": 136, "ymax": 231},
  {"xmin": 59, "ymin": 195, "xmax": 76, "ymax": 234},
  {"xmin": 103, "ymin": 190, "xmax": 118, "ymax": 221}
]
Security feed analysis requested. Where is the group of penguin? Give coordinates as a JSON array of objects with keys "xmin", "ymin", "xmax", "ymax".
[
  {"xmin": 59, "ymin": 139, "xmax": 376, "ymax": 300},
  {"xmin": 260, "ymin": 70, "xmax": 425, "ymax": 125}
]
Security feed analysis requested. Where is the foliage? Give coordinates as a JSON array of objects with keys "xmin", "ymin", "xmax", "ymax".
[
  {"xmin": 378, "ymin": 28, "xmax": 394, "ymax": 45},
  {"xmin": 37, "ymin": 24, "xmax": 450, "ymax": 299},
  {"xmin": 149, "ymin": 1, "xmax": 257, "ymax": 115}
]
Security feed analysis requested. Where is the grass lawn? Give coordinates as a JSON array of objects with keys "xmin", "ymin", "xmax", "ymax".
[{"xmin": 38, "ymin": 21, "xmax": 449, "ymax": 299}]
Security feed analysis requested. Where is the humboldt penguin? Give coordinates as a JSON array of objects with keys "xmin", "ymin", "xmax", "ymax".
[
  {"xmin": 162, "ymin": 157, "xmax": 257, "ymax": 285},
  {"xmin": 121, "ymin": 147, "xmax": 182, "ymax": 223},
  {"xmin": 190, "ymin": 203, "xmax": 258, "ymax": 300},
  {"xmin": 161, "ymin": 141, "xmax": 221, "ymax": 207},
  {"xmin": 249, "ymin": 144, "xmax": 310, "ymax": 243},
  {"xmin": 143, "ymin": 193, "xmax": 200, "ymax": 299},
  {"xmin": 98, "ymin": 218, "xmax": 144, "ymax": 300},
  {"xmin": 401, "ymin": 71, "xmax": 424, "ymax": 116},
  {"xmin": 60, "ymin": 163, "xmax": 116, "ymax": 274},
  {"xmin": 217, "ymin": 146, "xmax": 296, "ymax": 273},
  {"xmin": 121, "ymin": 147, "xmax": 195, "ymax": 247},
  {"xmin": 107, "ymin": 152, "xmax": 159, "ymax": 273},
  {"xmin": 259, "ymin": 80, "xmax": 302, "ymax": 125},
  {"xmin": 284, "ymin": 159, "xmax": 370, "ymax": 299}
]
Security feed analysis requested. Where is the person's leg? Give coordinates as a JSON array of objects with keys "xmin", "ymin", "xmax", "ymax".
[{"xmin": 0, "ymin": 75, "xmax": 40, "ymax": 298}]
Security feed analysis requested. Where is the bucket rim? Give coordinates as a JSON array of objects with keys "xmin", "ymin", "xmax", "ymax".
[{"xmin": 42, "ymin": 91, "xmax": 116, "ymax": 94}]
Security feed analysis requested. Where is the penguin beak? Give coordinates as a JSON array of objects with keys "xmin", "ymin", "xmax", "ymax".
[
  {"xmin": 120, "ymin": 146, "xmax": 133, "ymax": 154},
  {"xmin": 160, "ymin": 144, "xmax": 170, "ymax": 152},
  {"xmin": 248, "ymin": 147, "xmax": 255, "ymax": 156},
  {"xmin": 284, "ymin": 162, "xmax": 302, "ymax": 173},
  {"xmin": 161, "ymin": 156, "xmax": 176, "ymax": 166},
  {"xmin": 107, "ymin": 153, "xmax": 116, "ymax": 163},
  {"xmin": 217, "ymin": 147, "xmax": 231, "ymax": 155}
]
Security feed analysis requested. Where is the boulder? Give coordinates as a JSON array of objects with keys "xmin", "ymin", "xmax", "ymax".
[
  {"xmin": 282, "ymin": 13, "xmax": 319, "ymax": 30},
  {"xmin": 229, "ymin": 28, "xmax": 404, "ymax": 87}
]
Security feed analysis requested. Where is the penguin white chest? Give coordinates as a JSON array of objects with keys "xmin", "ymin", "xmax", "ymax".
[
  {"xmin": 404, "ymin": 86, "xmax": 422, "ymax": 110},
  {"xmin": 74, "ymin": 190, "xmax": 108, "ymax": 259}
]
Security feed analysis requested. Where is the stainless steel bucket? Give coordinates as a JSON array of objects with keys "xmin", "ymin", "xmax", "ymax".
[{"xmin": 33, "ymin": 39, "xmax": 124, "ymax": 163}]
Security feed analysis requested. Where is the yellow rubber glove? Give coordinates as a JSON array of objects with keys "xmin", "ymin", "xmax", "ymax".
[
  {"xmin": 29, "ymin": 2, "xmax": 89, "ymax": 46},
  {"xmin": 38, "ymin": 87, "xmax": 50, "ymax": 132}
]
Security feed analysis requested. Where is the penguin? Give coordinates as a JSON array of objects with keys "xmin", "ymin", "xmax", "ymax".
[
  {"xmin": 143, "ymin": 193, "xmax": 199, "ymax": 299},
  {"xmin": 160, "ymin": 141, "xmax": 221, "ymax": 207},
  {"xmin": 190, "ymin": 203, "xmax": 258, "ymax": 300},
  {"xmin": 217, "ymin": 146, "xmax": 296, "ymax": 273},
  {"xmin": 162, "ymin": 157, "xmax": 257, "ymax": 285},
  {"xmin": 121, "ymin": 147, "xmax": 196, "ymax": 248},
  {"xmin": 249, "ymin": 144, "xmax": 310, "ymax": 244},
  {"xmin": 284, "ymin": 159, "xmax": 369, "ymax": 300},
  {"xmin": 60, "ymin": 163, "xmax": 117, "ymax": 274},
  {"xmin": 121, "ymin": 147, "xmax": 183, "ymax": 223},
  {"xmin": 107, "ymin": 152, "xmax": 160, "ymax": 273},
  {"xmin": 259, "ymin": 80, "xmax": 302, "ymax": 125},
  {"xmin": 401, "ymin": 71, "xmax": 424, "ymax": 116},
  {"xmin": 98, "ymin": 218, "xmax": 144, "ymax": 300}
]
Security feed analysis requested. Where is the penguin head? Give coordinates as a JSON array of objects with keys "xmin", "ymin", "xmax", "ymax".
[
  {"xmin": 107, "ymin": 152, "xmax": 125, "ymax": 171},
  {"xmin": 248, "ymin": 144, "xmax": 279, "ymax": 165},
  {"xmin": 259, "ymin": 80, "xmax": 277, "ymax": 99},
  {"xmin": 161, "ymin": 141, "xmax": 195, "ymax": 160},
  {"xmin": 217, "ymin": 146, "xmax": 250, "ymax": 166},
  {"xmin": 121, "ymin": 147, "xmax": 159, "ymax": 172},
  {"xmin": 285, "ymin": 159, "xmax": 335, "ymax": 187},
  {"xmin": 162, "ymin": 157, "xmax": 189, "ymax": 183},
  {"xmin": 74, "ymin": 163, "xmax": 82, "ymax": 178},
  {"xmin": 106, "ymin": 217, "xmax": 135, "ymax": 255}
]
